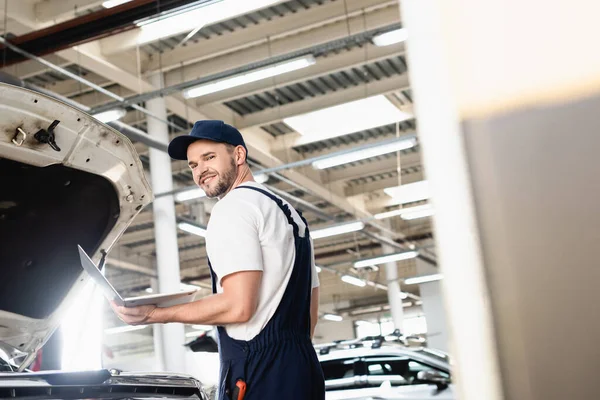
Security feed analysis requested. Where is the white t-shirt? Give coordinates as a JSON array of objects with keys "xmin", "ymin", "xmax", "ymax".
[{"xmin": 205, "ymin": 182, "xmax": 319, "ymax": 341}]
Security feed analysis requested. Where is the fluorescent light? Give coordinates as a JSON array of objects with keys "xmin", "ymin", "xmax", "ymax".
[
  {"xmin": 102, "ymin": 0, "xmax": 132, "ymax": 8},
  {"xmin": 311, "ymin": 221, "xmax": 364, "ymax": 239},
  {"xmin": 404, "ymin": 273, "xmax": 443, "ymax": 285},
  {"xmin": 192, "ymin": 325, "xmax": 213, "ymax": 331},
  {"xmin": 312, "ymin": 137, "xmax": 417, "ymax": 169},
  {"xmin": 284, "ymin": 95, "xmax": 412, "ymax": 143},
  {"xmin": 402, "ymin": 301, "xmax": 413, "ymax": 307},
  {"xmin": 104, "ymin": 325, "xmax": 147, "ymax": 335},
  {"xmin": 375, "ymin": 204, "xmax": 433, "ymax": 220},
  {"xmin": 184, "ymin": 55, "xmax": 316, "ymax": 99},
  {"xmin": 355, "ymin": 320, "xmax": 372, "ymax": 326},
  {"xmin": 175, "ymin": 188, "xmax": 206, "ymax": 202},
  {"xmin": 341, "ymin": 275, "xmax": 367, "ymax": 287},
  {"xmin": 136, "ymin": 0, "xmax": 281, "ymax": 44},
  {"xmin": 316, "ymin": 266, "xmax": 322, "ymax": 273},
  {"xmin": 93, "ymin": 108, "xmax": 126, "ymax": 123},
  {"xmin": 384, "ymin": 180, "xmax": 430, "ymax": 204},
  {"xmin": 254, "ymin": 173, "xmax": 269, "ymax": 184},
  {"xmin": 354, "ymin": 251, "xmax": 418, "ymax": 269},
  {"xmin": 178, "ymin": 222, "xmax": 207, "ymax": 237},
  {"xmin": 402, "ymin": 208, "xmax": 435, "ymax": 220},
  {"xmin": 399, "ymin": 292, "xmax": 409, "ymax": 300},
  {"xmin": 373, "ymin": 28, "xmax": 409, "ymax": 47},
  {"xmin": 323, "ymin": 314, "xmax": 343, "ymax": 322},
  {"xmin": 145, "ymin": 287, "xmax": 153, "ymax": 293}
]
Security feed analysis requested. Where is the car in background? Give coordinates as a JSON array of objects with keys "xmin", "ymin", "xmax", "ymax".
[
  {"xmin": 0, "ymin": 83, "xmax": 209, "ymax": 399},
  {"xmin": 317, "ymin": 335, "xmax": 453, "ymax": 400}
]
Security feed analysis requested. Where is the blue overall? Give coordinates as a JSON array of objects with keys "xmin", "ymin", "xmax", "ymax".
[{"xmin": 208, "ymin": 186, "xmax": 325, "ymax": 400}]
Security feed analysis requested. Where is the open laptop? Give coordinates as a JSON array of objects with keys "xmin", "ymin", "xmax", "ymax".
[{"xmin": 78, "ymin": 245, "xmax": 198, "ymax": 307}]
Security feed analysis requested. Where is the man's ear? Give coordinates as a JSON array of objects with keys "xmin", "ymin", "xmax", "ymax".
[{"xmin": 236, "ymin": 146, "xmax": 246, "ymax": 165}]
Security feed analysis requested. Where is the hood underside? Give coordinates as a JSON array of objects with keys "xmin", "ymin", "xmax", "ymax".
[
  {"xmin": 0, "ymin": 157, "xmax": 119, "ymax": 319},
  {"xmin": 0, "ymin": 83, "xmax": 152, "ymax": 365}
]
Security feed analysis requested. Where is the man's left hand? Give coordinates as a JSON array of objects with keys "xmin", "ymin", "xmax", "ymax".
[{"xmin": 110, "ymin": 302, "xmax": 158, "ymax": 325}]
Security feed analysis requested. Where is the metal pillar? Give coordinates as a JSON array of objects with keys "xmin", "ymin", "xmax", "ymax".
[
  {"xmin": 147, "ymin": 72, "xmax": 186, "ymax": 373},
  {"xmin": 382, "ymin": 242, "xmax": 405, "ymax": 332},
  {"xmin": 401, "ymin": 0, "xmax": 600, "ymax": 399},
  {"xmin": 415, "ymin": 259, "xmax": 448, "ymax": 351}
]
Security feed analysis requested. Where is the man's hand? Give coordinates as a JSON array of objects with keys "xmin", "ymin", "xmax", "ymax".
[{"xmin": 110, "ymin": 302, "xmax": 158, "ymax": 325}]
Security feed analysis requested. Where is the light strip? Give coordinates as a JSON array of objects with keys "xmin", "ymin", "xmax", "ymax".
[
  {"xmin": 184, "ymin": 55, "xmax": 316, "ymax": 98},
  {"xmin": 174, "ymin": 188, "xmax": 206, "ymax": 202},
  {"xmin": 373, "ymin": 28, "xmax": 409, "ymax": 47},
  {"xmin": 341, "ymin": 275, "xmax": 367, "ymax": 287},
  {"xmin": 384, "ymin": 180, "xmax": 430, "ymax": 205},
  {"xmin": 102, "ymin": 0, "xmax": 132, "ymax": 8},
  {"xmin": 254, "ymin": 173, "xmax": 269, "ymax": 184},
  {"xmin": 323, "ymin": 314, "xmax": 343, "ymax": 322},
  {"xmin": 92, "ymin": 108, "xmax": 126, "ymax": 123},
  {"xmin": 178, "ymin": 222, "xmax": 207, "ymax": 237},
  {"xmin": 354, "ymin": 251, "xmax": 419, "ymax": 269},
  {"xmin": 136, "ymin": 0, "xmax": 280, "ymax": 45},
  {"xmin": 404, "ymin": 273, "xmax": 443, "ymax": 285},
  {"xmin": 104, "ymin": 325, "xmax": 147, "ymax": 335},
  {"xmin": 283, "ymin": 95, "xmax": 412, "ymax": 143},
  {"xmin": 375, "ymin": 204, "xmax": 433, "ymax": 220},
  {"xmin": 402, "ymin": 208, "xmax": 435, "ymax": 220},
  {"xmin": 312, "ymin": 137, "xmax": 417, "ymax": 169},
  {"xmin": 315, "ymin": 266, "xmax": 322, "ymax": 273},
  {"xmin": 311, "ymin": 221, "xmax": 365, "ymax": 239}
]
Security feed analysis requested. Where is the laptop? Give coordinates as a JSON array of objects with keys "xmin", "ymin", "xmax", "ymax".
[{"xmin": 78, "ymin": 245, "xmax": 198, "ymax": 307}]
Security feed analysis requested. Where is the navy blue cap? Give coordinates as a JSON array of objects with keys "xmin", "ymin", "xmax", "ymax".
[{"xmin": 168, "ymin": 120, "xmax": 248, "ymax": 161}]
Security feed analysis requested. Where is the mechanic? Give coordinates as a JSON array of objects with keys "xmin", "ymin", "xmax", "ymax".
[{"xmin": 111, "ymin": 120, "xmax": 325, "ymax": 400}]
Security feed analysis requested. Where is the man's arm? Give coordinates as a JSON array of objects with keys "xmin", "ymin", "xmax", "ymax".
[
  {"xmin": 112, "ymin": 270, "xmax": 262, "ymax": 326},
  {"xmin": 310, "ymin": 286, "xmax": 319, "ymax": 339}
]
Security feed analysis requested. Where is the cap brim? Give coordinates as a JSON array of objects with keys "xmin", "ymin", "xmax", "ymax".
[{"xmin": 167, "ymin": 136, "xmax": 204, "ymax": 160}]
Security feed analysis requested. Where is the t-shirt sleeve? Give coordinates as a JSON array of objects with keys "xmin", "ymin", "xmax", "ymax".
[
  {"xmin": 310, "ymin": 236, "xmax": 320, "ymax": 289},
  {"xmin": 206, "ymin": 198, "xmax": 264, "ymax": 286}
]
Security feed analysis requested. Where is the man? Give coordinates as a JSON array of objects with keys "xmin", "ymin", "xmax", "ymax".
[{"xmin": 111, "ymin": 120, "xmax": 325, "ymax": 400}]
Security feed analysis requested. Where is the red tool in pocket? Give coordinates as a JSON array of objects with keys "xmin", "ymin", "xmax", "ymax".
[{"xmin": 231, "ymin": 379, "xmax": 247, "ymax": 400}]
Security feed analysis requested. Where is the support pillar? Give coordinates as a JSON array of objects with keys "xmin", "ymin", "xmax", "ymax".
[
  {"xmin": 382, "ymin": 243, "xmax": 404, "ymax": 333},
  {"xmin": 401, "ymin": 0, "xmax": 600, "ymax": 399},
  {"xmin": 147, "ymin": 72, "xmax": 185, "ymax": 373},
  {"xmin": 415, "ymin": 259, "xmax": 448, "ymax": 351}
]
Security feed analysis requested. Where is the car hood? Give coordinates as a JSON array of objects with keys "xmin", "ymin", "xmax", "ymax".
[{"xmin": 0, "ymin": 83, "xmax": 152, "ymax": 368}]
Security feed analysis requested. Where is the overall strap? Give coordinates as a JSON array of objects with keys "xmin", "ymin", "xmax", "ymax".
[{"xmin": 235, "ymin": 186, "xmax": 301, "ymax": 237}]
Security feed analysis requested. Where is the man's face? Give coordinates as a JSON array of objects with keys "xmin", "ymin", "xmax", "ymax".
[{"xmin": 187, "ymin": 140, "xmax": 238, "ymax": 198}]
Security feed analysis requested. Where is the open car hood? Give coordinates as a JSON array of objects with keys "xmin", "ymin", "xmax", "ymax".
[{"xmin": 0, "ymin": 83, "xmax": 152, "ymax": 368}]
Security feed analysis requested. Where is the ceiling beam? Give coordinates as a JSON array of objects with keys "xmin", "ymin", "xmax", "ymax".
[
  {"xmin": 33, "ymin": 0, "xmax": 105, "ymax": 25},
  {"xmin": 344, "ymin": 170, "xmax": 424, "ymax": 197},
  {"xmin": 237, "ymin": 73, "xmax": 411, "ymax": 129},
  {"xmin": 321, "ymin": 151, "xmax": 421, "ymax": 184}
]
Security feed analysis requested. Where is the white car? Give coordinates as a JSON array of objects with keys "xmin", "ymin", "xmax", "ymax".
[
  {"xmin": 318, "ymin": 336, "xmax": 454, "ymax": 400},
  {"xmin": 0, "ymin": 82, "xmax": 209, "ymax": 399}
]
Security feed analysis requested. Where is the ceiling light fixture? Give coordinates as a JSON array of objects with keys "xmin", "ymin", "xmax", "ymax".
[
  {"xmin": 92, "ymin": 108, "xmax": 126, "ymax": 123},
  {"xmin": 312, "ymin": 137, "xmax": 418, "ymax": 169},
  {"xmin": 404, "ymin": 273, "xmax": 443, "ymax": 285},
  {"xmin": 384, "ymin": 180, "xmax": 430, "ymax": 205},
  {"xmin": 102, "ymin": 0, "xmax": 132, "ymax": 8},
  {"xmin": 374, "ymin": 204, "xmax": 432, "ymax": 220},
  {"xmin": 174, "ymin": 188, "xmax": 206, "ymax": 202},
  {"xmin": 373, "ymin": 28, "xmax": 409, "ymax": 47},
  {"xmin": 323, "ymin": 314, "xmax": 343, "ymax": 322},
  {"xmin": 354, "ymin": 251, "xmax": 419, "ymax": 269},
  {"xmin": 283, "ymin": 95, "xmax": 412, "ymax": 143},
  {"xmin": 311, "ymin": 221, "xmax": 365, "ymax": 239},
  {"xmin": 184, "ymin": 55, "xmax": 316, "ymax": 99},
  {"xmin": 341, "ymin": 275, "xmax": 367, "ymax": 287},
  {"xmin": 177, "ymin": 222, "xmax": 207, "ymax": 237},
  {"xmin": 135, "ymin": 0, "xmax": 280, "ymax": 45},
  {"xmin": 401, "ymin": 208, "xmax": 435, "ymax": 220},
  {"xmin": 315, "ymin": 266, "xmax": 322, "ymax": 273}
]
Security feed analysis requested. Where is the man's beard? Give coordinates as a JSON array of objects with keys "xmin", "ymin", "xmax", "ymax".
[{"xmin": 204, "ymin": 158, "xmax": 237, "ymax": 198}]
